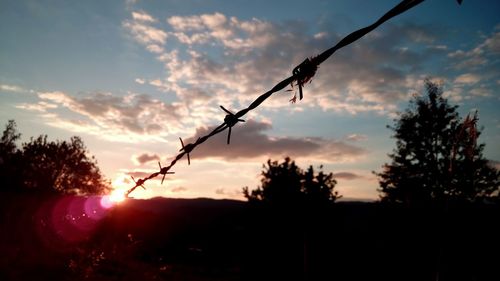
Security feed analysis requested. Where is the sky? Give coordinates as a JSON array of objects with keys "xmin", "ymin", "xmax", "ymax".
[{"xmin": 1, "ymin": 0, "xmax": 499, "ymax": 201}]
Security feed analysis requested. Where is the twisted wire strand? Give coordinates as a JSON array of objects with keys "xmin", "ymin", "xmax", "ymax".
[{"xmin": 125, "ymin": 0, "xmax": 448, "ymax": 197}]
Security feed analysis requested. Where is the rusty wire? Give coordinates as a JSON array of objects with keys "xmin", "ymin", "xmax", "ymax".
[{"xmin": 125, "ymin": 0, "xmax": 460, "ymax": 197}]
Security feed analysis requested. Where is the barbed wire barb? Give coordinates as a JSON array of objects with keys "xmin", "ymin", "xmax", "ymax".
[
  {"xmin": 292, "ymin": 57, "xmax": 319, "ymax": 101},
  {"xmin": 131, "ymin": 176, "xmax": 146, "ymax": 190},
  {"xmin": 158, "ymin": 162, "xmax": 175, "ymax": 184},
  {"xmin": 179, "ymin": 137, "xmax": 197, "ymax": 165},
  {"xmin": 220, "ymin": 105, "xmax": 245, "ymax": 145}
]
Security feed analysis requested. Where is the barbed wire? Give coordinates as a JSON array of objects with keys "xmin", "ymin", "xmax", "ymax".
[{"xmin": 125, "ymin": 0, "xmax": 461, "ymax": 197}]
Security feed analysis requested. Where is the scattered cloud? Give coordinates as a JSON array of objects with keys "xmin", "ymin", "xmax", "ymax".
[
  {"xmin": 126, "ymin": 170, "xmax": 157, "ymax": 179},
  {"xmin": 135, "ymin": 78, "xmax": 145, "ymax": 84},
  {"xmin": 183, "ymin": 119, "xmax": 366, "ymax": 163},
  {"xmin": 133, "ymin": 153, "xmax": 160, "ymax": 165},
  {"xmin": 123, "ymin": 20, "xmax": 167, "ymax": 45},
  {"xmin": 132, "ymin": 11, "xmax": 157, "ymax": 23},
  {"xmin": 27, "ymin": 91, "xmax": 185, "ymax": 142},
  {"xmin": 171, "ymin": 186, "xmax": 187, "ymax": 193},
  {"xmin": 448, "ymin": 30, "xmax": 500, "ymax": 69},
  {"xmin": 443, "ymin": 86, "xmax": 464, "ymax": 102},
  {"xmin": 346, "ymin": 134, "xmax": 367, "ymax": 142},
  {"xmin": 141, "ymin": 13, "xmax": 451, "ymax": 117},
  {"xmin": 167, "ymin": 15, "xmax": 205, "ymax": 31},
  {"xmin": 454, "ymin": 73, "xmax": 480, "ymax": 84},
  {"xmin": 123, "ymin": 11, "xmax": 167, "ymax": 54},
  {"xmin": 167, "ymin": 12, "xmax": 276, "ymax": 50},
  {"xmin": 429, "ymin": 45, "xmax": 447, "ymax": 51},
  {"xmin": 469, "ymin": 86, "xmax": 491, "ymax": 97},
  {"xmin": 0, "ymin": 84, "xmax": 29, "ymax": 93},
  {"xmin": 146, "ymin": 44, "xmax": 164, "ymax": 53},
  {"xmin": 333, "ymin": 172, "xmax": 362, "ymax": 180},
  {"xmin": 15, "ymin": 101, "xmax": 57, "ymax": 112},
  {"xmin": 214, "ymin": 188, "xmax": 242, "ymax": 199}
]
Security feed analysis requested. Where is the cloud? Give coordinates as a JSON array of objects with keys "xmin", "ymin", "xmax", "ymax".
[
  {"xmin": 346, "ymin": 134, "xmax": 367, "ymax": 142},
  {"xmin": 183, "ymin": 119, "xmax": 366, "ymax": 163},
  {"xmin": 123, "ymin": 20, "xmax": 167, "ymax": 45},
  {"xmin": 30, "ymin": 91, "xmax": 185, "ymax": 142},
  {"xmin": 167, "ymin": 13, "xmax": 276, "ymax": 50},
  {"xmin": 214, "ymin": 188, "xmax": 242, "ymax": 198},
  {"xmin": 0, "ymin": 84, "xmax": 29, "ymax": 93},
  {"xmin": 448, "ymin": 30, "xmax": 500, "ymax": 69},
  {"xmin": 469, "ymin": 86, "xmax": 491, "ymax": 97},
  {"xmin": 482, "ymin": 30, "xmax": 500, "ymax": 54},
  {"xmin": 171, "ymin": 186, "xmax": 187, "ymax": 193},
  {"xmin": 333, "ymin": 172, "xmax": 362, "ymax": 180},
  {"xmin": 15, "ymin": 101, "xmax": 57, "ymax": 112},
  {"xmin": 133, "ymin": 153, "xmax": 160, "ymax": 165},
  {"xmin": 119, "ymin": 11, "xmax": 498, "ymax": 150},
  {"xmin": 132, "ymin": 11, "xmax": 157, "ymax": 23},
  {"xmin": 135, "ymin": 78, "xmax": 145, "ymax": 84},
  {"xmin": 122, "ymin": 168, "xmax": 174, "ymax": 182},
  {"xmin": 454, "ymin": 73, "xmax": 481, "ymax": 84},
  {"xmin": 447, "ymin": 72, "xmax": 492, "ymax": 101},
  {"xmin": 443, "ymin": 86, "xmax": 464, "ymax": 102},
  {"xmin": 126, "ymin": 170, "xmax": 156, "ymax": 179},
  {"xmin": 123, "ymin": 11, "xmax": 167, "ymax": 53},
  {"xmin": 167, "ymin": 15, "xmax": 203, "ymax": 31},
  {"xmin": 146, "ymin": 13, "xmax": 451, "ymax": 118},
  {"xmin": 146, "ymin": 44, "xmax": 164, "ymax": 53}
]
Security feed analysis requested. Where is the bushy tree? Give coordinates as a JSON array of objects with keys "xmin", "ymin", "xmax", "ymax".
[
  {"xmin": 0, "ymin": 120, "xmax": 111, "ymax": 195},
  {"xmin": 243, "ymin": 157, "xmax": 341, "ymax": 207},
  {"xmin": 376, "ymin": 81, "xmax": 500, "ymax": 206}
]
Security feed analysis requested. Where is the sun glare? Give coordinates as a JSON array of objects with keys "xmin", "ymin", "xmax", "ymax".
[
  {"xmin": 100, "ymin": 189, "xmax": 127, "ymax": 209},
  {"xmin": 109, "ymin": 189, "xmax": 126, "ymax": 203}
]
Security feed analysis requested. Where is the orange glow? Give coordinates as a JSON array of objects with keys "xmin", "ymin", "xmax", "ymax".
[
  {"xmin": 109, "ymin": 189, "xmax": 126, "ymax": 204},
  {"xmin": 100, "ymin": 188, "xmax": 127, "ymax": 209}
]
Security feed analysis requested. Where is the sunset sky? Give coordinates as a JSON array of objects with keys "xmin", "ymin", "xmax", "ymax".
[{"xmin": 1, "ymin": 0, "xmax": 499, "ymax": 201}]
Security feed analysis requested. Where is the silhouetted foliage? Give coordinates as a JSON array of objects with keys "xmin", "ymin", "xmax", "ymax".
[
  {"xmin": 0, "ymin": 120, "xmax": 24, "ymax": 190},
  {"xmin": 243, "ymin": 157, "xmax": 341, "ymax": 207},
  {"xmin": 0, "ymin": 120, "xmax": 111, "ymax": 195},
  {"xmin": 376, "ymin": 81, "xmax": 500, "ymax": 206}
]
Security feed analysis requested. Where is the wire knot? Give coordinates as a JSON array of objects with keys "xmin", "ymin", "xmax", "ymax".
[
  {"xmin": 220, "ymin": 105, "xmax": 245, "ymax": 144},
  {"xmin": 158, "ymin": 162, "xmax": 175, "ymax": 184},
  {"xmin": 291, "ymin": 57, "xmax": 318, "ymax": 101},
  {"xmin": 131, "ymin": 176, "xmax": 146, "ymax": 190},
  {"xmin": 179, "ymin": 137, "xmax": 199, "ymax": 165}
]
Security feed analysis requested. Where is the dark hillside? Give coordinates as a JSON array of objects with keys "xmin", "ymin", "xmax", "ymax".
[{"xmin": 1, "ymin": 194, "xmax": 499, "ymax": 281}]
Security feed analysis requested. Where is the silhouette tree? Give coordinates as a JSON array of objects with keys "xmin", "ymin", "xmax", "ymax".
[
  {"xmin": 0, "ymin": 120, "xmax": 111, "ymax": 195},
  {"xmin": 0, "ymin": 120, "xmax": 23, "ymax": 191},
  {"xmin": 21, "ymin": 135, "xmax": 111, "ymax": 195},
  {"xmin": 376, "ymin": 80, "xmax": 500, "ymax": 206},
  {"xmin": 243, "ymin": 157, "xmax": 341, "ymax": 207}
]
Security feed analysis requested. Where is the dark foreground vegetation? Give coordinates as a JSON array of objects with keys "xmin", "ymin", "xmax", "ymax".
[{"xmin": 1, "ymin": 193, "xmax": 499, "ymax": 281}]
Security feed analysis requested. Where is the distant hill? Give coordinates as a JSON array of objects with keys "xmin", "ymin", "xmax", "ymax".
[{"xmin": 121, "ymin": 197, "xmax": 246, "ymax": 214}]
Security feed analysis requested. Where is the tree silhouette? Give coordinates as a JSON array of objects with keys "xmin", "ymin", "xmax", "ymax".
[
  {"xmin": 243, "ymin": 157, "xmax": 341, "ymax": 207},
  {"xmin": 0, "ymin": 120, "xmax": 111, "ymax": 195},
  {"xmin": 0, "ymin": 120, "xmax": 23, "ymax": 191},
  {"xmin": 376, "ymin": 80, "xmax": 500, "ymax": 206}
]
